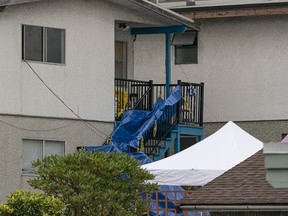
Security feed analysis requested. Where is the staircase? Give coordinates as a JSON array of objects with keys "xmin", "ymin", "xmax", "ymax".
[
  {"xmin": 115, "ymin": 78, "xmax": 204, "ymax": 161},
  {"xmin": 144, "ymin": 129, "xmax": 178, "ymax": 161}
]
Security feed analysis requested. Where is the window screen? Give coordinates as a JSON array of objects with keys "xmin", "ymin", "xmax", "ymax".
[
  {"xmin": 22, "ymin": 25, "xmax": 65, "ymax": 64},
  {"xmin": 23, "ymin": 25, "xmax": 43, "ymax": 61},
  {"xmin": 46, "ymin": 28, "xmax": 65, "ymax": 64},
  {"xmin": 22, "ymin": 139, "xmax": 42, "ymax": 173},
  {"xmin": 45, "ymin": 140, "xmax": 65, "ymax": 156},
  {"xmin": 175, "ymin": 45, "xmax": 197, "ymax": 64},
  {"xmin": 22, "ymin": 139, "xmax": 65, "ymax": 174}
]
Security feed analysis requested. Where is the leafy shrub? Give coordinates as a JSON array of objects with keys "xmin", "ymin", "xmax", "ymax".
[
  {"xmin": 0, "ymin": 190, "xmax": 65, "ymax": 216},
  {"xmin": 29, "ymin": 151, "xmax": 157, "ymax": 216}
]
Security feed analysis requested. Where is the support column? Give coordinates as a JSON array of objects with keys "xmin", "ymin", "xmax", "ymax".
[{"xmin": 165, "ymin": 33, "xmax": 171, "ymax": 98}]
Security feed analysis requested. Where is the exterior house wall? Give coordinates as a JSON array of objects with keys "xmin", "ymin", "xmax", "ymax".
[
  {"xmin": 134, "ymin": 15, "xmax": 288, "ymax": 141},
  {"xmin": 0, "ymin": 0, "xmax": 161, "ymax": 122},
  {"xmin": 0, "ymin": 0, "xmax": 166, "ymax": 201},
  {"xmin": 0, "ymin": 115, "xmax": 113, "ymax": 201}
]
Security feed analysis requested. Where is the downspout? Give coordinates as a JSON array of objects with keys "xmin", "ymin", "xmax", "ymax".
[
  {"xmin": 165, "ymin": 33, "xmax": 171, "ymax": 97},
  {"xmin": 131, "ymin": 25, "xmax": 188, "ymax": 98}
]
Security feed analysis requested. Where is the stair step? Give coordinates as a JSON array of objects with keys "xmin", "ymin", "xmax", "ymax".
[{"xmin": 144, "ymin": 145, "xmax": 162, "ymax": 148}]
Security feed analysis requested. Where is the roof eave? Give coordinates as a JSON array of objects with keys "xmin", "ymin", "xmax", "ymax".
[
  {"xmin": 127, "ymin": 0, "xmax": 199, "ymax": 31},
  {"xmin": 0, "ymin": 0, "xmax": 42, "ymax": 7},
  {"xmin": 172, "ymin": 2, "xmax": 288, "ymax": 13},
  {"xmin": 179, "ymin": 205, "xmax": 288, "ymax": 212}
]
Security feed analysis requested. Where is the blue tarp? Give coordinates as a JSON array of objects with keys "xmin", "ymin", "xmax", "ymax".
[
  {"xmin": 84, "ymin": 86, "xmax": 209, "ymax": 215},
  {"xmin": 108, "ymin": 85, "xmax": 182, "ymax": 152},
  {"xmin": 85, "ymin": 85, "xmax": 182, "ymax": 161}
]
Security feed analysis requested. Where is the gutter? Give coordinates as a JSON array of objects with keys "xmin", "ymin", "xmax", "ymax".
[
  {"xmin": 127, "ymin": 0, "xmax": 200, "ymax": 31},
  {"xmin": 0, "ymin": 0, "xmax": 42, "ymax": 7},
  {"xmin": 172, "ymin": 2, "xmax": 288, "ymax": 12},
  {"xmin": 179, "ymin": 205, "xmax": 288, "ymax": 212}
]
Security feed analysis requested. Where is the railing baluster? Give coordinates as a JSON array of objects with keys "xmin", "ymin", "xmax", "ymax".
[{"xmin": 114, "ymin": 78, "xmax": 204, "ymax": 159}]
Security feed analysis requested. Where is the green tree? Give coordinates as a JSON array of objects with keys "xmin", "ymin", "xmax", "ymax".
[
  {"xmin": 29, "ymin": 151, "xmax": 157, "ymax": 216},
  {"xmin": 0, "ymin": 190, "xmax": 65, "ymax": 216}
]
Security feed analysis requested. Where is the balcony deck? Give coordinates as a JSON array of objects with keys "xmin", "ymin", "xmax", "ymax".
[{"xmin": 114, "ymin": 78, "xmax": 204, "ymax": 160}]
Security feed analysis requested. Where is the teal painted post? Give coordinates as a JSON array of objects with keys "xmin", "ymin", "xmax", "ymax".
[
  {"xmin": 165, "ymin": 33, "xmax": 171, "ymax": 98},
  {"xmin": 174, "ymin": 127, "xmax": 180, "ymax": 154}
]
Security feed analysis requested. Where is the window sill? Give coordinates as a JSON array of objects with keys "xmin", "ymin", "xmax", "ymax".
[
  {"xmin": 21, "ymin": 173, "xmax": 39, "ymax": 177},
  {"xmin": 21, "ymin": 60, "xmax": 66, "ymax": 66}
]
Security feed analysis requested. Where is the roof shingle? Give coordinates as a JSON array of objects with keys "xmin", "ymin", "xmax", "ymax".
[{"xmin": 178, "ymin": 150, "xmax": 288, "ymax": 206}]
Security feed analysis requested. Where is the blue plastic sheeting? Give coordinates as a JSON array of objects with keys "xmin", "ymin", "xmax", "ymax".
[
  {"xmin": 85, "ymin": 85, "xmax": 181, "ymax": 160},
  {"xmin": 110, "ymin": 86, "xmax": 181, "ymax": 151},
  {"xmin": 85, "ymin": 86, "xmax": 192, "ymax": 215},
  {"xmin": 145, "ymin": 185, "xmax": 188, "ymax": 216},
  {"xmin": 84, "ymin": 144, "xmax": 152, "ymax": 165},
  {"xmin": 130, "ymin": 152, "xmax": 153, "ymax": 165},
  {"xmin": 85, "ymin": 144, "xmax": 118, "ymax": 152},
  {"xmin": 158, "ymin": 185, "xmax": 184, "ymax": 200}
]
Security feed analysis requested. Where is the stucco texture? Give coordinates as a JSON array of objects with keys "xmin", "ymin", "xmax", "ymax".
[
  {"xmin": 0, "ymin": 114, "xmax": 113, "ymax": 202},
  {"xmin": 0, "ymin": 0, "xmax": 164, "ymax": 122},
  {"xmin": 134, "ymin": 15, "xmax": 288, "ymax": 123}
]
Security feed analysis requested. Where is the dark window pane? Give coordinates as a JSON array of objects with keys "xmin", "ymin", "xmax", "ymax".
[
  {"xmin": 115, "ymin": 41, "xmax": 127, "ymax": 79},
  {"xmin": 175, "ymin": 45, "xmax": 197, "ymax": 64},
  {"xmin": 46, "ymin": 28, "xmax": 65, "ymax": 64},
  {"xmin": 23, "ymin": 25, "xmax": 43, "ymax": 61}
]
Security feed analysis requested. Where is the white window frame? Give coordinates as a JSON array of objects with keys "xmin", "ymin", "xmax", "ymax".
[
  {"xmin": 22, "ymin": 24, "xmax": 66, "ymax": 64},
  {"xmin": 22, "ymin": 139, "xmax": 66, "ymax": 175}
]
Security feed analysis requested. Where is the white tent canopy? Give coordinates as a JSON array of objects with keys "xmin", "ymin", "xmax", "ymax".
[{"xmin": 142, "ymin": 121, "xmax": 263, "ymax": 186}]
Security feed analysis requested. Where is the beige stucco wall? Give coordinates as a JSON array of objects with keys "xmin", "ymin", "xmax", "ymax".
[
  {"xmin": 0, "ymin": 114, "xmax": 114, "ymax": 201},
  {"xmin": 134, "ymin": 15, "xmax": 288, "ymax": 123},
  {"xmin": 0, "ymin": 0, "xmax": 171, "ymax": 201},
  {"xmin": 0, "ymin": 0, "xmax": 162, "ymax": 122}
]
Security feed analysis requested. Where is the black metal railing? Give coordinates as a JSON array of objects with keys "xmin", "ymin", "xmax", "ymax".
[
  {"xmin": 178, "ymin": 81, "xmax": 204, "ymax": 126},
  {"xmin": 114, "ymin": 78, "xmax": 153, "ymax": 121},
  {"xmin": 114, "ymin": 78, "xmax": 204, "ymax": 158},
  {"xmin": 142, "ymin": 100, "xmax": 178, "ymax": 156},
  {"xmin": 115, "ymin": 78, "xmax": 204, "ymax": 125}
]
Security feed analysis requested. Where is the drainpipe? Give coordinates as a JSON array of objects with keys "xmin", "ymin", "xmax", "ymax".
[{"xmin": 165, "ymin": 33, "xmax": 171, "ymax": 98}]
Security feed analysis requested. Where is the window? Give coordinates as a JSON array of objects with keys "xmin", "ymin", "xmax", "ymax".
[
  {"xmin": 22, "ymin": 25, "xmax": 65, "ymax": 64},
  {"xmin": 173, "ymin": 31, "xmax": 198, "ymax": 64},
  {"xmin": 22, "ymin": 139, "xmax": 65, "ymax": 174},
  {"xmin": 115, "ymin": 41, "xmax": 127, "ymax": 79}
]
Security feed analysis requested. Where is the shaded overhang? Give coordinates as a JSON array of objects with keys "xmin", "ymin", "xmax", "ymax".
[
  {"xmin": 107, "ymin": 0, "xmax": 199, "ymax": 30},
  {"xmin": 0, "ymin": 0, "xmax": 42, "ymax": 7},
  {"xmin": 178, "ymin": 205, "xmax": 288, "ymax": 212},
  {"xmin": 0, "ymin": 0, "xmax": 199, "ymax": 30}
]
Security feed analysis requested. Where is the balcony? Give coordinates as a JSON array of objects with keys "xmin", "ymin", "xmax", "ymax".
[{"xmin": 115, "ymin": 78, "xmax": 204, "ymax": 160}]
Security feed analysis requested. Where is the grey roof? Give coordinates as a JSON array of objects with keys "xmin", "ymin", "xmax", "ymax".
[{"xmin": 177, "ymin": 150, "xmax": 288, "ymax": 212}]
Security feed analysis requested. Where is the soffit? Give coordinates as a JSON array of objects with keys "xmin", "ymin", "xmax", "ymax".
[
  {"xmin": 106, "ymin": 0, "xmax": 199, "ymax": 30},
  {"xmin": 0, "ymin": 0, "xmax": 43, "ymax": 7},
  {"xmin": 0, "ymin": 0, "xmax": 199, "ymax": 30}
]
